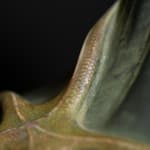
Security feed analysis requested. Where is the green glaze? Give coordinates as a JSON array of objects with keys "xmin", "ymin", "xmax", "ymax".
[{"xmin": 0, "ymin": 0, "xmax": 149, "ymax": 149}]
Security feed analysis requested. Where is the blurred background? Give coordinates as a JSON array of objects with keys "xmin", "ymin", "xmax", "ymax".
[{"xmin": 0, "ymin": 0, "xmax": 116, "ymax": 94}]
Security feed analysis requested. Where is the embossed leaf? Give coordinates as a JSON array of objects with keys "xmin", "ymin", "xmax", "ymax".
[{"xmin": 0, "ymin": 0, "xmax": 150, "ymax": 149}]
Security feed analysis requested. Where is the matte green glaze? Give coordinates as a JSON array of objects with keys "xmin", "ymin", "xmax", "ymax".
[{"xmin": 0, "ymin": 0, "xmax": 149, "ymax": 149}]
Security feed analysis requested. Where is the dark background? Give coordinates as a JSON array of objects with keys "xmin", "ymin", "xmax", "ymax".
[{"xmin": 0, "ymin": 0, "xmax": 116, "ymax": 93}]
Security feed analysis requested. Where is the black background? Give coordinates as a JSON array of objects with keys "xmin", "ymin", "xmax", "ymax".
[{"xmin": 0, "ymin": 0, "xmax": 116, "ymax": 93}]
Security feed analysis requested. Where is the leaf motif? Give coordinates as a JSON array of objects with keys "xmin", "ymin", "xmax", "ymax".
[{"xmin": 0, "ymin": 0, "xmax": 150, "ymax": 149}]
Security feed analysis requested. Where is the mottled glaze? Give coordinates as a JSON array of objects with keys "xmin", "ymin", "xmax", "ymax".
[{"xmin": 0, "ymin": 0, "xmax": 149, "ymax": 149}]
